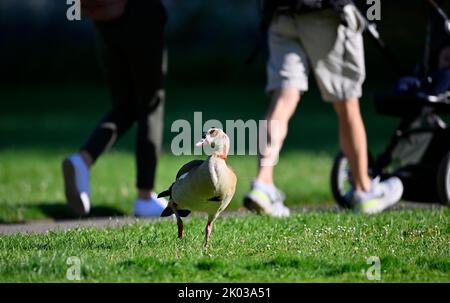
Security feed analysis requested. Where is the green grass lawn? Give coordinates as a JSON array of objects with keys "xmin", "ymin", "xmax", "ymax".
[
  {"xmin": 0, "ymin": 83, "xmax": 365, "ymax": 223},
  {"xmin": 0, "ymin": 209, "xmax": 448, "ymax": 282},
  {"xmin": 0, "ymin": 84, "xmax": 449, "ymax": 282},
  {"xmin": 0, "ymin": 149, "xmax": 334, "ymax": 223}
]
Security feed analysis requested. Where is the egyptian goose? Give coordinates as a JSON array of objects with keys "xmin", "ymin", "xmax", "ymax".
[{"xmin": 158, "ymin": 128, "xmax": 237, "ymax": 246}]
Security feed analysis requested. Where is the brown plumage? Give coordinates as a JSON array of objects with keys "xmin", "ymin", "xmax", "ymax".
[{"xmin": 158, "ymin": 128, "xmax": 237, "ymax": 246}]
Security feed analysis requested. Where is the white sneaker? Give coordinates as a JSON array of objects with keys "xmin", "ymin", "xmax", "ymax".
[
  {"xmin": 134, "ymin": 193, "xmax": 168, "ymax": 217},
  {"xmin": 244, "ymin": 181, "xmax": 290, "ymax": 218},
  {"xmin": 62, "ymin": 153, "xmax": 91, "ymax": 215},
  {"xmin": 352, "ymin": 176, "xmax": 404, "ymax": 214}
]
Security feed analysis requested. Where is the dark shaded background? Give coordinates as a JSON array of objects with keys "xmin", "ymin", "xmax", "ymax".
[
  {"xmin": 0, "ymin": 0, "xmax": 448, "ymax": 154},
  {"xmin": 1, "ymin": 0, "xmax": 450, "ymax": 222},
  {"xmin": 0, "ymin": 0, "xmax": 432, "ymax": 85}
]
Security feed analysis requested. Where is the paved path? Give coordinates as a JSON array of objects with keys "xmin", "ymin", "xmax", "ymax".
[
  {"xmin": 0, "ymin": 217, "xmax": 164, "ymax": 235},
  {"xmin": 0, "ymin": 202, "xmax": 442, "ymax": 235}
]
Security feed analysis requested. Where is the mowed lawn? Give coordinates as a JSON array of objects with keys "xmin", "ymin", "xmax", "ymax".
[
  {"xmin": 0, "ymin": 150, "xmax": 334, "ymax": 223},
  {"xmin": 0, "ymin": 83, "xmax": 380, "ymax": 223},
  {"xmin": 0, "ymin": 85, "xmax": 449, "ymax": 282},
  {"xmin": 0, "ymin": 210, "xmax": 448, "ymax": 282}
]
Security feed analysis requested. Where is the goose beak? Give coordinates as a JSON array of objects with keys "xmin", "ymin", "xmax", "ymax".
[
  {"xmin": 196, "ymin": 131, "xmax": 208, "ymax": 147},
  {"xmin": 195, "ymin": 138, "xmax": 207, "ymax": 147}
]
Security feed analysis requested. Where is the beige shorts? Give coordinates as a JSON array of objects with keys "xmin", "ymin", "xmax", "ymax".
[{"xmin": 266, "ymin": 5, "xmax": 366, "ymax": 102}]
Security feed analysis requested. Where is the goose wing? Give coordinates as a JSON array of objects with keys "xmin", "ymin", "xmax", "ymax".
[{"xmin": 157, "ymin": 159, "xmax": 205, "ymax": 199}]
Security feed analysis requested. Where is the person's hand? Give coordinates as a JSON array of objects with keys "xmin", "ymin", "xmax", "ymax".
[{"xmin": 81, "ymin": 0, "xmax": 128, "ymax": 21}]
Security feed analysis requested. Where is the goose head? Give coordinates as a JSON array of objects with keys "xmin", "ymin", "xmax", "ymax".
[{"xmin": 195, "ymin": 127, "xmax": 230, "ymax": 159}]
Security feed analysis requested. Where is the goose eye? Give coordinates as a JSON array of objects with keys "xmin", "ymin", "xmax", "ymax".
[{"xmin": 209, "ymin": 130, "xmax": 215, "ymax": 135}]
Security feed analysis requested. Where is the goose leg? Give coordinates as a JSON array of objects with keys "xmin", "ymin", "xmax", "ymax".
[
  {"xmin": 204, "ymin": 220, "xmax": 213, "ymax": 247},
  {"xmin": 171, "ymin": 205, "xmax": 183, "ymax": 239}
]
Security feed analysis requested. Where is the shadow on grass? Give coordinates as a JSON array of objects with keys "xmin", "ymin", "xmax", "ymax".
[
  {"xmin": 0, "ymin": 202, "xmax": 128, "ymax": 224},
  {"xmin": 35, "ymin": 202, "xmax": 126, "ymax": 221},
  {"xmin": 244, "ymin": 256, "xmax": 367, "ymax": 277}
]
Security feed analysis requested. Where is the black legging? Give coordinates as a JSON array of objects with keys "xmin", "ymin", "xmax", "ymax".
[{"xmin": 81, "ymin": 0, "xmax": 166, "ymax": 190}]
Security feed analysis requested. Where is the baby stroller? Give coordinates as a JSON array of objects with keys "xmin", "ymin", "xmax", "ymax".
[{"xmin": 330, "ymin": 0, "xmax": 450, "ymax": 208}]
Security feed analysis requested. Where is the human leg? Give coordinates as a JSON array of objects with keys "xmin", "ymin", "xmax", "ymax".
[
  {"xmin": 125, "ymin": 0, "xmax": 168, "ymax": 216},
  {"xmin": 244, "ymin": 14, "xmax": 307, "ymax": 217},
  {"xmin": 63, "ymin": 11, "xmax": 136, "ymax": 215},
  {"xmin": 333, "ymin": 98, "xmax": 371, "ymax": 192}
]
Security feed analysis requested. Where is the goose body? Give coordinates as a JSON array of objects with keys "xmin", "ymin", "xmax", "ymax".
[
  {"xmin": 158, "ymin": 128, "xmax": 237, "ymax": 246},
  {"xmin": 172, "ymin": 156, "xmax": 236, "ymax": 219}
]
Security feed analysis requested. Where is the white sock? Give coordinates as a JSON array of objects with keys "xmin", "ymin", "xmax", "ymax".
[{"xmin": 355, "ymin": 178, "xmax": 378, "ymax": 196}]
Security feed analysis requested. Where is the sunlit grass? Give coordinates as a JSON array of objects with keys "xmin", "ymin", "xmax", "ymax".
[
  {"xmin": 0, "ymin": 149, "xmax": 334, "ymax": 223},
  {"xmin": 0, "ymin": 209, "xmax": 448, "ymax": 282}
]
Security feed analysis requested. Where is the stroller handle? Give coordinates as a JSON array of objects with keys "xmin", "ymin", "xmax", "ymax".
[
  {"xmin": 352, "ymin": 0, "xmax": 450, "ymax": 76},
  {"xmin": 426, "ymin": 0, "xmax": 450, "ymax": 34}
]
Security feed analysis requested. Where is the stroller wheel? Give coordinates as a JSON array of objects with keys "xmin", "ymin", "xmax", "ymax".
[
  {"xmin": 330, "ymin": 152, "xmax": 354, "ymax": 209},
  {"xmin": 330, "ymin": 151, "xmax": 375, "ymax": 209},
  {"xmin": 437, "ymin": 151, "xmax": 450, "ymax": 206}
]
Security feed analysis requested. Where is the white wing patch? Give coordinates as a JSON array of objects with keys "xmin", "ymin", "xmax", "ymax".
[{"xmin": 177, "ymin": 172, "xmax": 189, "ymax": 180}]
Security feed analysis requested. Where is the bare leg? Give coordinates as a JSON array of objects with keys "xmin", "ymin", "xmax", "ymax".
[
  {"xmin": 256, "ymin": 88, "xmax": 301, "ymax": 185},
  {"xmin": 333, "ymin": 97, "xmax": 371, "ymax": 192},
  {"xmin": 204, "ymin": 220, "xmax": 213, "ymax": 247}
]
